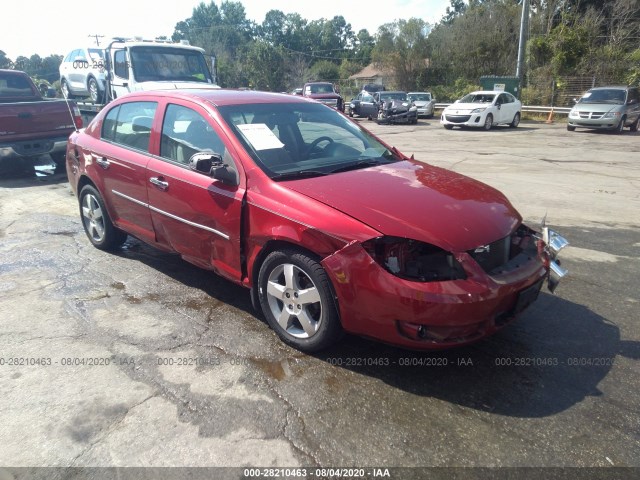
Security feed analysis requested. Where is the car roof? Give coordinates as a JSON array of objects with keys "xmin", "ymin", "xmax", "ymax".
[
  {"xmin": 467, "ymin": 90, "xmax": 505, "ymax": 95},
  {"xmin": 111, "ymin": 89, "xmax": 315, "ymax": 107}
]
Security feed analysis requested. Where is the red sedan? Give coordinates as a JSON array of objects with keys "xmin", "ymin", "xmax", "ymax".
[{"xmin": 65, "ymin": 89, "xmax": 568, "ymax": 352}]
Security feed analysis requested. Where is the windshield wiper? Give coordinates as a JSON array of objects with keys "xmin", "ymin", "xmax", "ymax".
[
  {"xmin": 271, "ymin": 170, "xmax": 328, "ymax": 181},
  {"xmin": 329, "ymin": 159, "xmax": 383, "ymax": 174}
]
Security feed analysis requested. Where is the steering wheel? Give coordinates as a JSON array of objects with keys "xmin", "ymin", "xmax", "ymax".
[{"xmin": 305, "ymin": 136, "xmax": 335, "ymax": 158}]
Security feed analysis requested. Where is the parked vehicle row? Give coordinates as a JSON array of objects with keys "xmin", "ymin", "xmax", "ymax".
[
  {"xmin": 348, "ymin": 90, "xmax": 418, "ymax": 123},
  {"xmin": 65, "ymin": 89, "xmax": 568, "ymax": 353}
]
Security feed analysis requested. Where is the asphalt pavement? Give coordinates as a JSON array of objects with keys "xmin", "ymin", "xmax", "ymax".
[{"xmin": 0, "ymin": 118, "xmax": 638, "ymax": 479}]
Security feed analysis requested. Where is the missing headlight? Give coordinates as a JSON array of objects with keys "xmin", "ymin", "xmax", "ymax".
[{"xmin": 362, "ymin": 236, "xmax": 467, "ymax": 282}]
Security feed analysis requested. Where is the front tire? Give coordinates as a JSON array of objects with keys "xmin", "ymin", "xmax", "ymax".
[
  {"xmin": 567, "ymin": 125, "xmax": 576, "ymax": 132},
  {"xmin": 61, "ymin": 79, "xmax": 74, "ymax": 99},
  {"xmin": 615, "ymin": 116, "xmax": 626, "ymax": 134},
  {"xmin": 79, "ymin": 185, "xmax": 127, "ymax": 251},
  {"xmin": 483, "ymin": 114, "xmax": 493, "ymax": 131},
  {"xmin": 258, "ymin": 249, "xmax": 342, "ymax": 352},
  {"xmin": 630, "ymin": 117, "xmax": 640, "ymax": 132},
  {"xmin": 444, "ymin": 124, "xmax": 453, "ymax": 130}
]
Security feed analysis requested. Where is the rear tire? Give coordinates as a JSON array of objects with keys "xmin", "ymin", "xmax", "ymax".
[
  {"xmin": 257, "ymin": 249, "xmax": 342, "ymax": 352},
  {"xmin": 630, "ymin": 117, "xmax": 639, "ymax": 132},
  {"xmin": 50, "ymin": 152, "xmax": 66, "ymax": 170},
  {"xmin": 79, "ymin": 185, "xmax": 127, "ymax": 251},
  {"xmin": 510, "ymin": 112, "xmax": 520, "ymax": 128}
]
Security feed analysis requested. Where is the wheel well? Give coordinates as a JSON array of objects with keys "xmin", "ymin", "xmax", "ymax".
[
  {"xmin": 249, "ymin": 240, "xmax": 333, "ymax": 312},
  {"xmin": 76, "ymin": 175, "xmax": 97, "ymax": 198},
  {"xmin": 251, "ymin": 240, "xmax": 323, "ymax": 286}
]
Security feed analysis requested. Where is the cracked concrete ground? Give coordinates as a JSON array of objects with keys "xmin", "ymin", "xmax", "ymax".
[{"xmin": 0, "ymin": 120, "xmax": 639, "ymax": 473}]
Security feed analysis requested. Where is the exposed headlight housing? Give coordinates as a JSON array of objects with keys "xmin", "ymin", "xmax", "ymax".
[{"xmin": 362, "ymin": 236, "xmax": 467, "ymax": 282}]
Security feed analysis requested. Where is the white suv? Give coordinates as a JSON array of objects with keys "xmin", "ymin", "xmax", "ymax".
[{"xmin": 59, "ymin": 47, "xmax": 106, "ymax": 103}]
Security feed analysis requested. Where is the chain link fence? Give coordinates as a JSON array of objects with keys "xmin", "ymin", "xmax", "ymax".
[{"xmin": 524, "ymin": 75, "xmax": 627, "ymax": 107}]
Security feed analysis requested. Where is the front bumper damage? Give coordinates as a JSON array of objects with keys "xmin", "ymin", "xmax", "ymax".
[{"xmin": 322, "ymin": 227, "xmax": 569, "ymax": 349}]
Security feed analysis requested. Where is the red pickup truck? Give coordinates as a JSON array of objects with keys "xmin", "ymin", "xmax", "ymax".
[{"xmin": 0, "ymin": 69, "xmax": 82, "ymax": 169}]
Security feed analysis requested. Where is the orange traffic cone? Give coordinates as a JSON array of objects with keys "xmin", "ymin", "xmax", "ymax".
[{"xmin": 546, "ymin": 108, "xmax": 554, "ymax": 124}]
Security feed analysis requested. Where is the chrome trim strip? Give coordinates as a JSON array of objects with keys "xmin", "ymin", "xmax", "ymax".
[
  {"xmin": 112, "ymin": 190, "xmax": 148, "ymax": 208},
  {"xmin": 112, "ymin": 189, "xmax": 229, "ymax": 240},
  {"xmin": 149, "ymin": 205, "xmax": 230, "ymax": 240}
]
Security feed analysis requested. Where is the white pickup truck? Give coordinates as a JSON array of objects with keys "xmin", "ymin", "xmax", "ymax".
[{"xmin": 67, "ymin": 38, "xmax": 220, "ymax": 118}]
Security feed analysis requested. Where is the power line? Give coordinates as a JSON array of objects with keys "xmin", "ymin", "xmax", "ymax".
[{"xmin": 88, "ymin": 34, "xmax": 105, "ymax": 47}]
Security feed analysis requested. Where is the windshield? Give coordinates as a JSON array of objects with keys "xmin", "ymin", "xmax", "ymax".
[
  {"xmin": 379, "ymin": 92, "xmax": 408, "ymax": 102},
  {"xmin": 305, "ymin": 83, "xmax": 335, "ymax": 95},
  {"xmin": 130, "ymin": 47, "xmax": 213, "ymax": 83},
  {"xmin": 408, "ymin": 93, "xmax": 431, "ymax": 101},
  {"xmin": 218, "ymin": 102, "xmax": 401, "ymax": 180},
  {"xmin": 459, "ymin": 93, "xmax": 495, "ymax": 104},
  {"xmin": 579, "ymin": 89, "xmax": 626, "ymax": 105}
]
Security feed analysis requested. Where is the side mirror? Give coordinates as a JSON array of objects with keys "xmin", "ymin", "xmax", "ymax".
[
  {"xmin": 212, "ymin": 164, "xmax": 239, "ymax": 186},
  {"xmin": 189, "ymin": 152, "xmax": 222, "ymax": 174},
  {"xmin": 188, "ymin": 152, "xmax": 238, "ymax": 186}
]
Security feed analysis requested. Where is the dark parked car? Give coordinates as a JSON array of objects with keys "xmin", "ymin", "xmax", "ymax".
[
  {"xmin": 66, "ymin": 89, "xmax": 567, "ymax": 352},
  {"xmin": 352, "ymin": 91, "xmax": 413, "ymax": 120},
  {"xmin": 348, "ymin": 91, "xmax": 376, "ymax": 118}
]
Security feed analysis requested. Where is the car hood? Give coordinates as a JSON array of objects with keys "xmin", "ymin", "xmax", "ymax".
[
  {"xmin": 573, "ymin": 102, "xmax": 623, "ymax": 112},
  {"xmin": 284, "ymin": 160, "xmax": 521, "ymax": 252},
  {"xmin": 445, "ymin": 102, "xmax": 493, "ymax": 112},
  {"xmin": 135, "ymin": 82, "xmax": 220, "ymax": 91}
]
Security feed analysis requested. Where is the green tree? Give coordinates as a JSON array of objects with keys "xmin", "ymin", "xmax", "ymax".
[
  {"xmin": 310, "ymin": 60, "xmax": 340, "ymax": 81},
  {"xmin": 0, "ymin": 50, "xmax": 12, "ymax": 69},
  {"xmin": 372, "ymin": 18, "xmax": 431, "ymax": 91},
  {"xmin": 245, "ymin": 41, "xmax": 286, "ymax": 91}
]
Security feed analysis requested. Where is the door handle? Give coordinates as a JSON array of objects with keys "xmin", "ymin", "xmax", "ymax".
[
  {"xmin": 95, "ymin": 157, "xmax": 110, "ymax": 169},
  {"xmin": 149, "ymin": 177, "xmax": 169, "ymax": 190}
]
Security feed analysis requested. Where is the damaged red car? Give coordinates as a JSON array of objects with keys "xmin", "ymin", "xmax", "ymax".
[{"xmin": 65, "ymin": 90, "xmax": 568, "ymax": 352}]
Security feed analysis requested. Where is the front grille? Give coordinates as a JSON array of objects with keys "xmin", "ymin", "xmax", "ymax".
[
  {"xmin": 468, "ymin": 225, "xmax": 539, "ymax": 275},
  {"xmin": 445, "ymin": 115, "xmax": 471, "ymax": 123},
  {"xmin": 579, "ymin": 112, "xmax": 606, "ymax": 119},
  {"xmin": 469, "ymin": 236, "xmax": 510, "ymax": 273}
]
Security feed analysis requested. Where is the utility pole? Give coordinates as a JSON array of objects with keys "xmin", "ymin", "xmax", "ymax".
[
  {"xmin": 516, "ymin": 0, "xmax": 530, "ymax": 98},
  {"xmin": 88, "ymin": 34, "xmax": 105, "ymax": 47}
]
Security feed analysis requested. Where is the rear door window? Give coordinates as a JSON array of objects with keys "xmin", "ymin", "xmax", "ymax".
[{"xmin": 101, "ymin": 101, "xmax": 157, "ymax": 152}]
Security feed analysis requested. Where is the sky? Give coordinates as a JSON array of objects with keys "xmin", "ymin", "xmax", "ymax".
[{"xmin": 0, "ymin": 0, "xmax": 451, "ymax": 60}]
